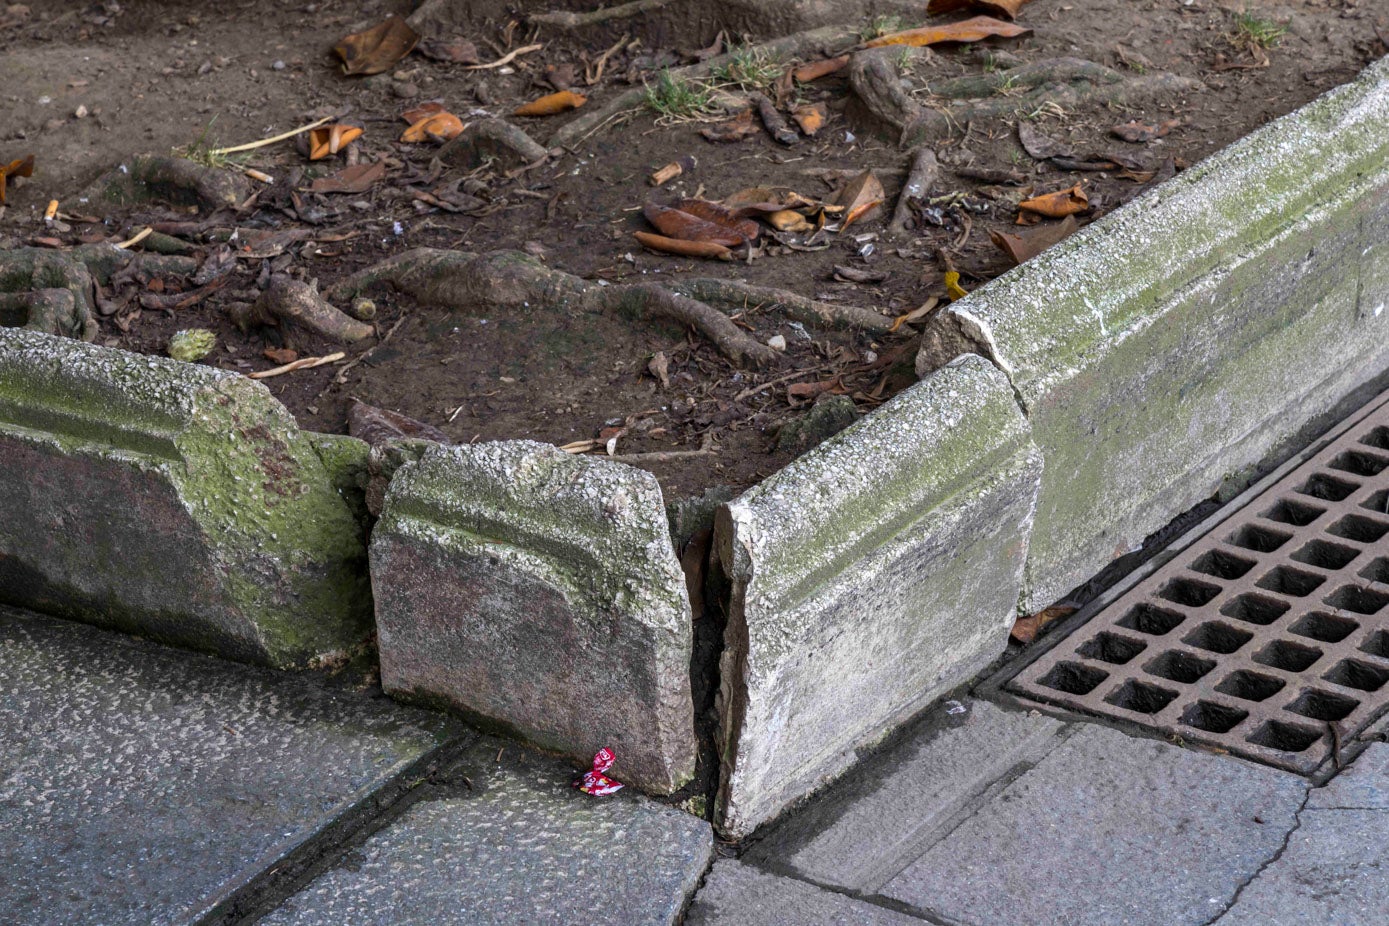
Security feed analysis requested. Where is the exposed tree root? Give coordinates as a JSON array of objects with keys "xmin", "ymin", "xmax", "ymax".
[
  {"xmin": 888, "ymin": 147, "xmax": 940, "ymax": 237},
  {"xmin": 668, "ymin": 278, "xmax": 895, "ymax": 333},
  {"xmin": 329, "ymin": 248, "xmax": 782, "ymax": 367},
  {"xmin": 0, "ymin": 248, "xmax": 100, "ymax": 340},
  {"xmin": 228, "ymin": 275, "xmax": 374, "ymax": 346},
  {"xmin": 852, "ymin": 51, "xmax": 1203, "ymax": 147},
  {"xmin": 438, "ymin": 118, "xmax": 551, "ymax": 170},
  {"xmin": 0, "ymin": 289, "xmax": 96, "ymax": 342},
  {"xmin": 81, "ymin": 156, "xmax": 252, "ymax": 213},
  {"xmin": 529, "ymin": 0, "xmax": 673, "ymax": 29}
]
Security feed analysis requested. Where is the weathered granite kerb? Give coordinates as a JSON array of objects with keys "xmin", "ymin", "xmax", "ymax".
[
  {"xmin": 714, "ymin": 357, "xmax": 1042, "ymax": 838},
  {"xmin": 931, "ymin": 56, "xmax": 1389, "ymax": 608},
  {"xmin": 0, "ymin": 328, "xmax": 370, "ymax": 667},
  {"xmin": 370, "ymin": 441, "xmax": 698, "ymax": 793}
]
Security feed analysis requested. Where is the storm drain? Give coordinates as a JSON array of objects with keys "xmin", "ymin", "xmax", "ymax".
[{"xmin": 1008, "ymin": 397, "xmax": 1389, "ymax": 774}]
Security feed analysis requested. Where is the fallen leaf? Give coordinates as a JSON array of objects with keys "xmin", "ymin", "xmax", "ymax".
[
  {"xmin": 633, "ymin": 230, "xmax": 734, "ymax": 260},
  {"xmin": 793, "ymin": 55, "xmax": 850, "ymax": 82},
  {"xmin": 333, "ymin": 15, "xmax": 420, "ymax": 76},
  {"xmin": 791, "ymin": 102, "xmax": 827, "ymax": 136},
  {"xmin": 1017, "ymin": 183, "xmax": 1087, "ymax": 220},
  {"xmin": 559, "ymin": 438, "xmax": 602, "ymax": 454},
  {"xmin": 834, "ymin": 170, "xmax": 885, "ymax": 230},
  {"xmin": 308, "ymin": 161, "xmax": 387, "ymax": 194},
  {"xmin": 672, "ymin": 198, "xmax": 760, "ymax": 240},
  {"xmin": 0, "ymin": 153, "xmax": 34, "ymax": 204},
  {"xmin": 543, "ymin": 62, "xmax": 577, "ymax": 91},
  {"xmin": 348, "ymin": 399, "xmax": 448, "ymax": 445},
  {"xmin": 699, "ymin": 108, "xmax": 759, "ymax": 143},
  {"xmin": 648, "ymin": 351, "xmax": 671, "ymax": 388},
  {"xmin": 787, "ymin": 378, "xmax": 845, "ymax": 400},
  {"xmin": 307, "ymin": 124, "xmax": 362, "ymax": 160},
  {"xmin": 416, "ymin": 37, "xmax": 479, "ymax": 64},
  {"xmin": 264, "ymin": 347, "xmax": 299, "ymax": 364},
  {"xmin": 644, "ymin": 202, "xmax": 751, "ymax": 247},
  {"xmin": 926, "ymin": 0, "xmax": 1032, "ymax": 19},
  {"xmin": 513, "ymin": 90, "xmax": 587, "ymax": 117},
  {"xmin": 766, "ymin": 209, "xmax": 813, "ymax": 232},
  {"xmin": 865, "ymin": 16, "xmax": 1030, "ymax": 48},
  {"xmin": 1017, "ymin": 120, "xmax": 1072, "ymax": 161},
  {"xmin": 945, "ymin": 271, "xmax": 969, "ymax": 300},
  {"xmin": 1010, "ymin": 604, "xmax": 1076, "ymax": 644},
  {"xmin": 400, "ymin": 111, "xmax": 465, "ymax": 143},
  {"xmin": 1110, "ymin": 118, "xmax": 1181, "ymax": 143},
  {"xmin": 400, "ymin": 100, "xmax": 448, "ymax": 124},
  {"xmin": 989, "ymin": 214, "xmax": 1077, "ymax": 265},
  {"xmin": 889, "ymin": 296, "xmax": 940, "ymax": 332}
]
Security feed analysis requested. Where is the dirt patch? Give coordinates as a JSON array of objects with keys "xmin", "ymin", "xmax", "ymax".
[{"xmin": 1, "ymin": 0, "xmax": 1384, "ymax": 500}]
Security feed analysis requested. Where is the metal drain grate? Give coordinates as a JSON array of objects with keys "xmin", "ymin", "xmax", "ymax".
[{"xmin": 1008, "ymin": 399, "xmax": 1389, "ymax": 774}]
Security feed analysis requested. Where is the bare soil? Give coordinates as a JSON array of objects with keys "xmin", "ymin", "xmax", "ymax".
[{"xmin": 1, "ymin": 0, "xmax": 1384, "ymax": 500}]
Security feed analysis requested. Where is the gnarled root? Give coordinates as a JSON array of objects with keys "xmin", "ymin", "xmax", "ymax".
[
  {"xmin": 668, "ymin": 278, "xmax": 895, "ymax": 333},
  {"xmin": 529, "ymin": 0, "xmax": 672, "ymax": 28},
  {"xmin": 0, "ymin": 289, "xmax": 97, "ymax": 341},
  {"xmin": 81, "ymin": 156, "xmax": 252, "ymax": 214},
  {"xmin": 330, "ymin": 248, "xmax": 781, "ymax": 367},
  {"xmin": 0, "ymin": 248, "xmax": 100, "ymax": 341},
  {"xmin": 229, "ymin": 274, "xmax": 374, "ymax": 345}
]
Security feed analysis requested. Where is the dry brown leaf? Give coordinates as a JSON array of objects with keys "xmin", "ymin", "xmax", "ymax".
[
  {"xmin": 633, "ymin": 230, "xmax": 734, "ymax": 261},
  {"xmin": 348, "ymin": 399, "xmax": 448, "ymax": 445},
  {"xmin": 307, "ymin": 124, "xmax": 362, "ymax": 160},
  {"xmin": 416, "ymin": 37, "xmax": 479, "ymax": 64},
  {"xmin": 1110, "ymin": 118, "xmax": 1181, "ymax": 143},
  {"xmin": 766, "ymin": 209, "xmax": 813, "ymax": 232},
  {"xmin": 1011, "ymin": 604, "xmax": 1076, "ymax": 644},
  {"xmin": 791, "ymin": 102, "xmax": 827, "ymax": 136},
  {"xmin": 835, "ymin": 170, "xmax": 885, "ymax": 230},
  {"xmin": 333, "ymin": 15, "xmax": 420, "ymax": 76},
  {"xmin": 400, "ymin": 100, "xmax": 448, "ymax": 125},
  {"xmin": 673, "ymin": 199, "xmax": 760, "ymax": 240},
  {"xmin": 989, "ymin": 214, "xmax": 1078, "ymax": 266},
  {"xmin": 644, "ymin": 203, "xmax": 751, "ymax": 247},
  {"xmin": 793, "ymin": 55, "xmax": 850, "ymax": 82},
  {"xmin": 865, "ymin": 15, "xmax": 1030, "ymax": 48},
  {"xmin": 699, "ymin": 108, "xmax": 760, "ymax": 143},
  {"xmin": 400, "ymin": 112, "xmax": 465, "ymax": 143},
  {"xmin": 0, "ymin": 153, "xmax": 34, "ymax": 204},
  {"xmin": 787, "ymin": 378, "xmax": 845, "ymax": 400},
  {"xmin": 926, "ymin": 0, "xmax": 1033, "ymax": 19},
  {"xmin": 1017, "ymin": 183, "xmax": 1088, "ymax": 221},
  {"xmin": 308, "ymin": 161, "xmax": 387, "ymax": 194},
  {"xmin": 889, "ymin": 296, "xmax": 940, "ymax": 332},
  {"xmin": 513, "ymin": 90, "xmax": 587, "ymax": 117},
  {"xmin": 648, "ymin": 351, "xmax": 671, "ymax": 388},
  {"xmin": 263, "ymin": 347, "xmax": 299, "ymax": 364}
]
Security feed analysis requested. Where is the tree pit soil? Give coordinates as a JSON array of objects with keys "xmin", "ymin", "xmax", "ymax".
[{"xmin": 1, "ymin": 0, "xmax": 1385, "ymax": 501}]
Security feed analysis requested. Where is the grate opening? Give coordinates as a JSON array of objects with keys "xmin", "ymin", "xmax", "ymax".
[
  {"xmin": 1036, "ymin": 662, "xmax": 1109, "ymax": 695},
  {"xmin": 1183, "ymin": 622, "xmax": 1253, "ymax": 654},
  {"xmin": 1252, "ymin": 639, "xmax": 1324, "ymax": 673},
  {"xmin": 1359, "ymin": 490, "xmax": 1389, "ymax": 516},
  {"xmin": 1230, "ymin": 522, "xmax": 1297, "ymax": 549},
  {"xmin": 1179, "ymin": 700, "xmax": 1248, "ymax": 734},
  {"xmin": 1357, "ymin": 557, "xmax": 1389, "ymax": 584},
  {"xmin": 1291, "ymin": 540, "xmax": 1360, "ymax": 571},
  {"xmin": 1190, "ymin": 549, "xmax": 1257, "ymax": 580},
  {"xmin": 1144, "ymin": 650, "xmax": 1216, "ymax": 684},
  {"xmin": 1322, "ymin": 585, "xmax": 1389, "ymax": 615},
  {"xmin": 1359, "ymin": 426, "xmax": 1389, "ymax": 451},
  {"xmin": 1255, "ymin": 566, "xmax": 1326, "ymax": 597},
  {"xmin": 1247, "ymin": 720, "xmax": 1323, "ymax": 753},
  {"xmin": 1215, "ymin": 670, "xmax": 1286, "ymax": 702},
  {"xmin": 1076, "ymin": 632, "xmax": 1147, "ymax": 665},
  {"xmin": 1323, "ymin": 659, "xmax": 1389, "ymax": 692},
  {"xmin": 1284, "ymin": 688, "xmax": 1360, "ymax": 722},
  {"xmin": 1360, "ymin": 630, "xmax": 1389, "ymax": 659},
  {"xmin": 1156, "ymin": 578, "xmax": 1222, "ymax": 607},
  {"xmin": 1116, "ymin": 603, "xmax": 1186, "ymax": 636},
  {"xmin": 1296, "ymin": 473, "xmax": 1360, "ymax": 502},
  {"xmin": 1330, "ymin": 450, "xmax": 1389, "ymax": 478},
  {"xmin": 1220, "ymin": 593, "xmax": 1289, "ymax": 626},
  {"xmin": 1289, "ymin": 612, "xmax": 1359, "ymax": 643},
  {"xmin": 1103, "ymin": 679, "xmax": 1178, "ymax": 714},
  {"xmin": 1327, "ymin": 515, "xmax": 1389, "ymax": 544}
]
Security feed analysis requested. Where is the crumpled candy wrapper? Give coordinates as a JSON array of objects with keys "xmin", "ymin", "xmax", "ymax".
[{"xmin": 573, "ymin": 747, "xmax": 624, "ymax": 796}]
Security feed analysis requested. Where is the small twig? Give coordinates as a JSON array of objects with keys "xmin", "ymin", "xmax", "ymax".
[
  {"xmin": 247, "ymin": 351, "xmax": 345, "ymax": 380},
  {"xmin": 332, "ymin": 315, "xmax": 410, "ymax": 385},
  {"xmin": 734, "ymin": 369, "xmax": 815, "ymax": 402},
  {"xmin": 463, "ymin": 43, "xmax": 543, "ymax": 71},
  {"xmin": 211, "ymin": 116, "xmax": 333, "ymax": 156},
  {"xmin": 116, "ymin": 227, "xmax": 152, "ymax": 249},
  {"xmin": 585, "ymin": 34, "xmax": 630, "ymax": 85}
]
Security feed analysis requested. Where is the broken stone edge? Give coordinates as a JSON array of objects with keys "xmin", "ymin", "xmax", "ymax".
[
  {"xmin": 0, "ymin": 327, "xmax": 371, "ymax": 668},
  {"xmin": 933, "ymin": 54, "xmax": 1389, "ymax": 608}
]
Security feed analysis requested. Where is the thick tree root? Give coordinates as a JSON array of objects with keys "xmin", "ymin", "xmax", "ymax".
[
  {"xmin": 529, "ymin": 0, "xmax": 673, "ymax": 28},
  {"xmin": 229, "ymin": 274, "xmax": 374, "ymax": 345},
  {"xmin": 329, "ymin": 248, "xmax": 781, "ymax": 367},
  {"xmin": 0, "ymin": 289, "xmax": 96, "ymax": 341},
  {"xmin": 80, "ymin": 156, "xmax": 252, "ymax": 214},
  {"xmin": 668, "ymin": 278, "xmax": 895, "ymax": 333},
  {"xmin": 852, "ymin": 51, "xmax": 1203, "ymax": 147},
  {"xmin": 0, "ymin": 248, "xmax": 100, "ymax": 340}
]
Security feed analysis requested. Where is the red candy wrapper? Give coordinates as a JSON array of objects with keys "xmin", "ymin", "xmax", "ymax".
[{"xmin": 574, "ymin": 747, "xmax": 624, "ymax": 796}]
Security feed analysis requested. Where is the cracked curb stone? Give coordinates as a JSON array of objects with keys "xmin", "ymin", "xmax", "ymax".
[
  {"xmin": 370, "ymin": 441, "xmax": 697, "ymax": 793},
  {"xmin": 882, "ymin": 724, "xmax": 1307, "ymax": 926},
  {"xmin": 685, "ymin": 860, "xmax": 925, "ymax": 925},
  {"xmin": 715, "ymin": 356, "xmax": 1042, "ymax": 839},
  {"xmin": 0, "ymin": 607, "xmax": 461, "ymax": 926},
  {"xmin": 0, "ymin": 328, "xmax": 371, "ymax": 667},
  {"xmin": 261, "ymin": 738, "xmax": 713, "ymax": 926}
]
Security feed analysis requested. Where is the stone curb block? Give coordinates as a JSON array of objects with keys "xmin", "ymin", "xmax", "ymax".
[
  {"xmin": 942, "ymin": 55, "xmax": 1389, "ymax": 608},
  {"xmin": 369, "ymin": 440, "xmax": 698, "ymax": 793},
  {"xmin": 714, "ymin": 356, "xmax": 1042, "ymax": 838},
  {"xmin": 0, "ymin": 328, "xmax": 371, "ymax": 668}
]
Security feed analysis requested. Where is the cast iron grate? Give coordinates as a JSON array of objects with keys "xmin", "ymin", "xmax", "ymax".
[{"xmin": 1008, "ymin": 403, "xmax": 1389, "ymax": 774}]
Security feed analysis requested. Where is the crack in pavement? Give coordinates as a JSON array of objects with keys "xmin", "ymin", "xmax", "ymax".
[{"xmin": 1199, "ymin": 787, "xmax": 1312, "ymax": 926}]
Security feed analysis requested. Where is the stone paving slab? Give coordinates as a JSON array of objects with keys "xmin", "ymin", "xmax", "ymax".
[
  {"xmin": 1213, "ymin": 810, "xmax": 1389, "ymax": 926},
  {"xmin": 746, "ymin": 699, "xmax": 1066, "ymax": 892},
  {"xmin": 261, "ymin": 738, "xmax": 713, "ymax": 926},
  {"xmin": 686, "ymin": 860, "xmax": 925, "ymax": 926},
  {"xmin": 881, "ymin": 724, "xmax": 1308, "ymax": 926},
  {"xmin": 0, "ymin": 607, "xmax": 462, "ymax": 926}
]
